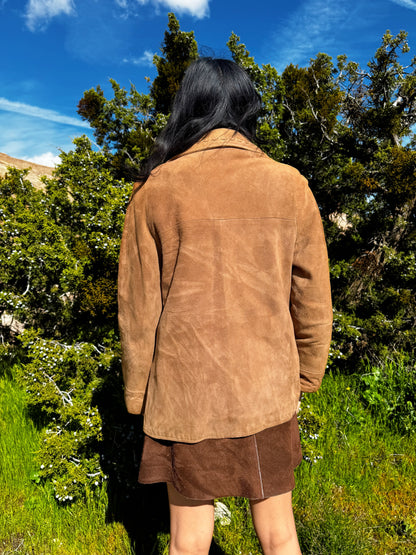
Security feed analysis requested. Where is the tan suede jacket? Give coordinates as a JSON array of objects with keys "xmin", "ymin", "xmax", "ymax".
[{"xmin": 118, "ymin": 128, "xmax": 332, "ymax": 442}]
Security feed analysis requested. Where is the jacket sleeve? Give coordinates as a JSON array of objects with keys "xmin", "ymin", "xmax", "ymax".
[
  {"xmin": 118, "ymin": 187, "xmax": 162, "ymax": 414},
  {"xmin": 290, "ymin": 180, "xmax": 332, "ymax": 393}
]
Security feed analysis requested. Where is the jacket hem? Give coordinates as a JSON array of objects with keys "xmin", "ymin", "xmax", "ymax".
[{"xmin": 142, "ymin": 409, "xmax": 298, "ymax": 443}]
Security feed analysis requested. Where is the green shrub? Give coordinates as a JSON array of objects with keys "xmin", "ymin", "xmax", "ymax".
[
  {"xmin": 360, "ymin": 356, "xmax": 416, "ymax": 434},
  {"xmin": 15, "ymin": 330, "xmax": 111, "ymax": 502},
  {"xmin": 298, "ymin": 400, "xmax": 326, "ymax": 464}
]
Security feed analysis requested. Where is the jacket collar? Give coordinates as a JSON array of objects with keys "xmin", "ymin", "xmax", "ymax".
[{"xmin": 171, "ymin": 128, "xmax": 261, "ymax": 160}]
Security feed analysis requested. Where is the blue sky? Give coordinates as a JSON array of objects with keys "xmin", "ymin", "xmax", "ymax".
[{"xmin": 1, "ymin": 0, "xmax": 415, "ymax": 166}]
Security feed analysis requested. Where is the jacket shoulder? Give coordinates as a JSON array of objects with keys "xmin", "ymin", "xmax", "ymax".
[{"xmin": 259, "ymin": 155, "xmax": 307, "ymax": 184}]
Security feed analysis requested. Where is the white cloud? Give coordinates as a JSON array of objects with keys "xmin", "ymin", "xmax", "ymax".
[
  {"xmin": 271, "ymin": 0, "xmax": 350, "ymax": 70},
  {"xmin": 25, "ymin": 0, "xmax": 75, "ymax": 31},
  {"xmin": 390, "ymin": 0, "xmax": 416, "ymax": 9},
  {"xmin": 123, "ymin": 49, "xmax": 155, "ymax": 66},
  {"xmin": 25, "ymin": 152, "xmax": 61, "ymax": 167},
  {"xmin": 134, "ymin": 0, "xmax": 209, "ymax": 18},
  {"xmin": 0, "ymin": 111, "xmax": 87, "ymax": 162},
  {"xmin": 0, "ymin": 98, "xmax": 89, "ymax": 128}
]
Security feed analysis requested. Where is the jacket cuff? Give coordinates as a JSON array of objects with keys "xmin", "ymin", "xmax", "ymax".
[
  {"xmin": 124, "ymin": 389, "xmax": 145, "ymax": 415},
  {"xmin": 300, "ymin": 374, "xmax": 324, "ymax": 393}
]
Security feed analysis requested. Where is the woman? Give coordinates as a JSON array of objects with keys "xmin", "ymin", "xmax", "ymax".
[{"xmin": 118, "ymin": 58, "xmax": 332, "ymax": 555}]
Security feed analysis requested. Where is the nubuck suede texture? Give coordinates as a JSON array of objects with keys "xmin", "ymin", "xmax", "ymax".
[
  {"xmin": 138, "ymin": 414, "xmax": 302, "ymax": 500},
  {"xmin": 118, "ymin": 128, "xmax": 333, "ymax": 443}
]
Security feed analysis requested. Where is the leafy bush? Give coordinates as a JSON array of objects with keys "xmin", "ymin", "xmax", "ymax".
[
  {"xmin": 15, "ymin": 330, "xmax": 109, "ymax": 502},
  {"xmin": 298, "ymin": 400, "xmax": 326, "ymax": 464},
  {"xmin": 360, "ymin": 357, "xmax": 416, "ymax": 434},
  {"xmin": 0, "ymin": 137, "xmax": 134, "ymax": 504},
  {"xmin": 0, "ymin": 168, "xmax": 77, "ymax": 337}
]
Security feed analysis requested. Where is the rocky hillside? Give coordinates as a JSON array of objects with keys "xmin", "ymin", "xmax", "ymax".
[{"xmin": 0, "ymin": 152, "xmax": 54, "ymax": 188}]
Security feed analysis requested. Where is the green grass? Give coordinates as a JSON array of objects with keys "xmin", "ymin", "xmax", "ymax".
[
  {"xmin": 1, "ymin": 362, "xmax": 415, "ymax": 554},
  {"xmin": 293, "ymin": 371, "xmax": 416, "ymax": 554},
  {"xmin": 0, "ymin": 369, "xmax": 133, "ymax": 555},
  {"xmin": 213, "ymin": 367, "xmax": 416, "ymax": 555}
]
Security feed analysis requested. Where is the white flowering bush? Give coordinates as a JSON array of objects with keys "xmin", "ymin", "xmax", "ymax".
[
  {"xmin": 0, "ymin": 139, "xmax": 137, "ymax": 504},
  {"xmin": 11, "ymin": 327, "xmax": 143, "ymax": 505},
  {"xmin": 45, "ymin": 137, "xmax": 131, "ymax": 340},
  {"xmin": 0, "ymin": 140, "xmax": 131, "ymax": 344},
  {"xmin": 15, "ymin": 330, "xmax": 107, "ymax": 501},
  {"xmin": 0, "ymin": 168, "xmax": 77, "ymax": 337}
]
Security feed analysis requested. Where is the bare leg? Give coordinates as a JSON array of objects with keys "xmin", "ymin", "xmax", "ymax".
[
  {"xmin": 167, "ymin": 483, "xmax": 215, "ymax": 555},
  {"xmin": 250, "ymin": 491, "xmax": 302, "ymax": 555}
]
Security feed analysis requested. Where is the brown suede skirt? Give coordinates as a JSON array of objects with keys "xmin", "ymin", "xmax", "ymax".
[{"xmin": 138, "ymin": 413, "xmax": 302, "ymax": 500}]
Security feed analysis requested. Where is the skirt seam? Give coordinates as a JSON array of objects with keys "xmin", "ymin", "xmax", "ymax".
[{"xmin": 253, "ymin": 434, "xmax": 265, "ymax": 499}]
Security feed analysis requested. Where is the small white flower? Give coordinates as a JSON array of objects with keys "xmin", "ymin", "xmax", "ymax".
[{"xmin": 214, "ymin": 501, "xmax": 231, "ymax": 525}]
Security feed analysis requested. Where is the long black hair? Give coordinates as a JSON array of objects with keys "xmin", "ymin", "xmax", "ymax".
[{"xmin": 138, "ymin": 57, "xmax": 262, "ymax": 184}]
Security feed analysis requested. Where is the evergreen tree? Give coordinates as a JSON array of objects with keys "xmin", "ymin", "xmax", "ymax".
[
  {"xmin": 77, "ymin": 13, "xmax": 198, "ymax": 179},
  {"xmin": 227, "ymin": 33, "xmax": 285, "ymax": 161},
  {"xmin": 227, "ymin": 31, "xmax": 416, "ymax": 365},
  {"xmin": 151, "ymin": 12, "xmax": 198, "ymax": 114},
  {"xmin": 330, "ymin": 31, "xmax": 416, "ymax": 363},
  {"xmin": 77, "ymin": 80, "xmax": 156, "ymax": 180}
]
